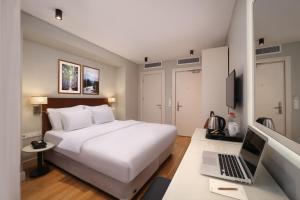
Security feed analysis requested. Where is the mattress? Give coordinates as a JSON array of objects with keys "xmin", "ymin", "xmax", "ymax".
[{"xmin": 44, "ymin": 120, "xmax": 177, "ymax": 183}]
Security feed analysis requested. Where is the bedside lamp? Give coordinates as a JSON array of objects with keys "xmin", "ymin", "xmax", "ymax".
[
  {"xmin": 30, "ymin": 96, "xmax": 48, "ymax": 115},
  {"xmin": 108, "ymin": 97, "xmax": 117, "ymax": 113},
  {"xmin": 108, "ymin": 97, "xmax": 116, "ymax": 109},
  {"xmin": 108, "ymin": 97, "xmax": 116, "ymax": 104}
]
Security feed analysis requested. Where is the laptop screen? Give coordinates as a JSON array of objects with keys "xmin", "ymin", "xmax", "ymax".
[{"xmin": 239, "ymin": 129, "xmax": 266, "ymax": 177}]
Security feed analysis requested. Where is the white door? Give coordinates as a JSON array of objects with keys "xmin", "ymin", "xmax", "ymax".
[
  {"xmin": 175, "ymin": 69, "xmax": 202, "ymax": 136},
  {"xmin": 255, "ymin": 61, "xmax": 286, "ymax": 135},
  {"xmin": 141, "ymin": 71, "xmax": 165, "ymax": 123}
]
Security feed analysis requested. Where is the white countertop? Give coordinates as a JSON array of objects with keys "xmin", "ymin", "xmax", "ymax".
[{"xmin": 163, "ymin": 128, "xmax": 288, "ymax": 200}]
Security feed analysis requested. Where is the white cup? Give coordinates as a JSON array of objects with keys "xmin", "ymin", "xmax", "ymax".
[{"xmin": 228, "ymin": 122, "xmax": 240, "ymax": 136}]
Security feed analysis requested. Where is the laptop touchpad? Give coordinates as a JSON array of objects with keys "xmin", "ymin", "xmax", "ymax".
[{"xmin": 203, "ymin": 155, "xmax": 218, "ymax": 166}]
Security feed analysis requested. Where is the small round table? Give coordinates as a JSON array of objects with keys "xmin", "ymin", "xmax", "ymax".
[{"xmin": 22, "ymin": 142, "xmax": 55, "ymax": 177}]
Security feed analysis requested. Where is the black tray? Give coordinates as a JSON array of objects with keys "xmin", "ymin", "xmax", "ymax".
[{"xmin": 205, "ymin": 129, "xmax": 243, "ymax": 143}]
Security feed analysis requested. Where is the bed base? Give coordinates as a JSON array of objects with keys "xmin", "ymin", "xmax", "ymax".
[{"xmin": 45, "ymin": 143, "xmax": 173, "ymax": 200}]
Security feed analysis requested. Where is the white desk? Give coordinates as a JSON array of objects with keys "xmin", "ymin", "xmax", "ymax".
[{"xmin": 163, "ymin": 128, "xmax": 288, "ymax": 200}]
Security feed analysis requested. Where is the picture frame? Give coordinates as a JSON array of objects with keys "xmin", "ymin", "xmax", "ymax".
[
  {"xmin": 58, "ymin": 60, "xmax": 81, "ymax": 94},
  {"xmin": 82, "ymin": 66, "xmax": 100, "ymax": 95}
]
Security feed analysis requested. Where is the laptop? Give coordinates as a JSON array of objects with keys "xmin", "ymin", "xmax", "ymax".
[{"xmin": 200, "ymin": 127, "xmax": 268, "ymax": 184}]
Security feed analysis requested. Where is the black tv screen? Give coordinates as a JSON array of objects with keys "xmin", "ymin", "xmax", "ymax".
[{"xmin": 226, "ymin": 70, "xmax": 236, "ymax": 108}]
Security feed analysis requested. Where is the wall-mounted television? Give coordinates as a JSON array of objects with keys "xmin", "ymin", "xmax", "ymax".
[{"xmin": 226, "ymin": 69, "xmax": 236, "ymax": 109}]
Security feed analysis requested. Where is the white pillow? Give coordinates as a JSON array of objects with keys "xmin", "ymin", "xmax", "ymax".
[
  {"xmin": 60, "ymin": 109, "xmax": 92, "ymax": 131},
  {"xmin": 47, "ymin": 105, "xmax": 84, "ymax": 130},
  {"xmin": 91, "ymin": 106, "xmax": 115, "ymax": 124}
]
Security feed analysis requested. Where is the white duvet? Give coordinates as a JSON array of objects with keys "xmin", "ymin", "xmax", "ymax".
[{"xmin": 44, "ymin": 120, "xmax": 177, "ymax": 183}]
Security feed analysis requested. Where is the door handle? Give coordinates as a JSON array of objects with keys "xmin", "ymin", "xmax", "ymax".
[
  {"xmin": 177, "ymin": 102, "xmax": 182, "ymax": 111},
  {"xmin": 273, "ymin": 102, "xmax": 283, "ymax": 114},
  {"xmin": 156, "ymin": 104, "xmax": 162, "ymax": 109}
]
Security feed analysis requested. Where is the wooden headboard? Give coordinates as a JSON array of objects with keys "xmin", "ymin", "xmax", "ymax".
[{"xmin": 41, "ymin": 98, "xmax": 109, "ymax": 135}]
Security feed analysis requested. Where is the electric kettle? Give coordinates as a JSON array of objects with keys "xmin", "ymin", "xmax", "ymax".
[
  {"xmin": 206, "ymin": 111, "xmax": 226, "ymax": 131},
  {"xmin": 256, "ymin": 117, "xmax": 275, "ymax": 131}
]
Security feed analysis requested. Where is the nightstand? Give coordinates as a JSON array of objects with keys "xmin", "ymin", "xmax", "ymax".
[{"xmin": 22, "ymin": 142, "xmax": 55, "ymax": 177}]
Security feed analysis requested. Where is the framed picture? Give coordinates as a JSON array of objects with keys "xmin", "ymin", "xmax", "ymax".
[
  {"xmin": 58, "ymin": 60, "xmax": 81, "ymax": 94},
  {"xmin": 82, "ymin": 66, "xmax": 100, "ymax": 95}
]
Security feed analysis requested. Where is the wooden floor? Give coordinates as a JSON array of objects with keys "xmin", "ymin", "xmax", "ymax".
[{"xmin": 22, "ymin": 136, "xmax": 191, "ymax": 200}]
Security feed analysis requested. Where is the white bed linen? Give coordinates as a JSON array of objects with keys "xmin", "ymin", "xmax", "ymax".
[{"xmin": 44, "ymin": 120, "xmax": 177, "ymax": 183}]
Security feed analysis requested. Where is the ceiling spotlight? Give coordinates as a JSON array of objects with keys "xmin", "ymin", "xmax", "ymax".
[
  {"xmin": 55, "ymin": 9, "xmax": 63, "ymax": 20},
  {"xmin": 258, "ymin": 38, "xmax": 264, "ymax": 46},
  {"xmin": 190, "ymin": 50, "xmax": 194, "ymax": 56},
  {"xmin": 144, "ymin": 57, "xmax": 148, "ymax": 63}
]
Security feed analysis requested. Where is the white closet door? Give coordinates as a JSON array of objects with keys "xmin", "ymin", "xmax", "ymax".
[{"xmin": 141, "ymin": 71, "xmax": 164, "ymax": 123}]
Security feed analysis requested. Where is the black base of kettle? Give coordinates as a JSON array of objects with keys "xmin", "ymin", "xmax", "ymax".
[
  {"xmin": 207, "ymin": 129, "xmax": 225, "ymax": 135},
  {"xmin": 205, "ymin": 129, "xmax": 243, "ymax": 143}
]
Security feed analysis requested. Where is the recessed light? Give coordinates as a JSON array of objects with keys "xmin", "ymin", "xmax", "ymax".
[{"xmin": 55, "ymin": 9, "xmax": 62, "ymax": 20}]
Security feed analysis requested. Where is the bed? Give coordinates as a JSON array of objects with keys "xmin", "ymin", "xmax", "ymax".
[{"xmin": 42, "ymin": 98, "xmax": 177, "ymax": 200}]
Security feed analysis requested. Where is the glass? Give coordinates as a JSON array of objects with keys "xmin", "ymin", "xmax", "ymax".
[{"xmin": 254, "ymin": 0, "xmax": 300, "ymax": 144}]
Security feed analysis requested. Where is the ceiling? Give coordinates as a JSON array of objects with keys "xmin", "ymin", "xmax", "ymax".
[
  {"xmin": 254, "ymin": 0, "xmax": 300, "ymax": 46},
  {"xmin": 21, "ymin": 0, "xmax": 236, "ymax": 64}
]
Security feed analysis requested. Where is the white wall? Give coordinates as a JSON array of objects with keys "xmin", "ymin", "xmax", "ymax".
[
  {"xmin": 0, "ymin": 0, "xmax": 21, "ymax": 199},
  {"xmin": 21, "ymin": 13, "xmax": 139, "ymax": 132},
  {"xmin": 22, "ymin": 39, "xmax": 118, "ymax": 133},
  {"xmin": 201, "ymin": 47, "xmax": 228, "ymax": 125},
  {"xmin": 125, "ymin": 65, "xmax": 139, "ymax": 120},
  {"xmin": 227, "ymin": 0, "xmax": 248, "ymax": 132},
  {"xmin": 116, "ymin": 67, "xmax": 126, "ymax": 120}
]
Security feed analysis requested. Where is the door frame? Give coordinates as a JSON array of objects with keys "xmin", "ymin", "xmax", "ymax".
[
  {"xmin": 172, "ymin": 66, "xmax": 202, "ymax": 125},
  {"xmin": 139, "ymin": 70, "xmax": 165, "ymax": 123},
  {"xmin": 256, "ymin": 56, "xmax": 292, "ymax": 137}
]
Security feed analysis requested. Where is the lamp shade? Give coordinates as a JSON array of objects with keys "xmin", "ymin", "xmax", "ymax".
[
  {"xmin": 108, "ymin": 97, "xmax": 116, "ymax": 103},
  {"xmin": 30, "ymin": 96, "xmax": 48, "ymax": 105}
]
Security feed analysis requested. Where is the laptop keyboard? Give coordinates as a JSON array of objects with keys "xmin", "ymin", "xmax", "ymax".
[{"xmin": 218, "ymin": 154, "xmax": 245, "ymax": 179}]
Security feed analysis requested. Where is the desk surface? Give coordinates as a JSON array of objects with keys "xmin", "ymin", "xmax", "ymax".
[{"xmin": 163, "ymin": 128, "xmax": 288, "ymax": 200}]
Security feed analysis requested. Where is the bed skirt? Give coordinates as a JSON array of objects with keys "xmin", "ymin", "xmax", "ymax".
[{"xmin": 45, "ymin": 143, "xmax": 173, "ymax": 200}]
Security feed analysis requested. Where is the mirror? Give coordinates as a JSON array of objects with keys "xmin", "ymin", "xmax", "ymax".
[{"xmin": 254, "ymin": 0, "xmax": 300, "ymax": 145}]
